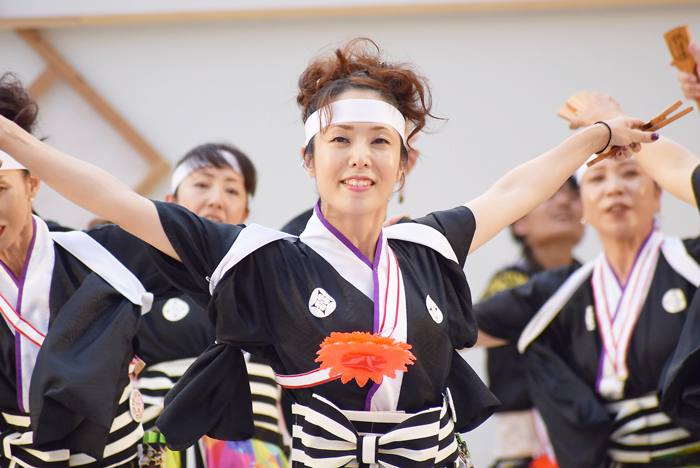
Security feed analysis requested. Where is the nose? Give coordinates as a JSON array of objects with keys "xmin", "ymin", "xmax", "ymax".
[
  {"xmin": 206, "ymin": 185, "xmax": 224, "ymax": 208},
  {"xmin": 348, "ymin": 140, "xmax": 371, "ymax": 168},
  {"xmin": 603, "ymin": 173, "xmax": 624, "ymax": 196}
]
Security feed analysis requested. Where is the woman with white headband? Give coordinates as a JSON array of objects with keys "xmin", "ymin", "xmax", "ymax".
[
  {"xmin": 475, "ymin": 93, "xmax": 700, "ymax": 468},
  {"xmin": 126, "ymin": 143, "xmax": 289, "ymax": 468},
  {"xmin": 0, "ymin": 74, "xmax": 151, "ymax": 467},
  {"xmin": 0, "ymin": 39, "xmax": 659, "ymax": 466}
]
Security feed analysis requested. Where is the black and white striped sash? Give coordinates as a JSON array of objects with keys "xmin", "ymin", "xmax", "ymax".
[
  {"xmin": 292, "ymin": 393, "xmax": 458, "ymax": 467},
  {"xmin": 606, "ymin": 393, "xmax": 700, "ymax": 463},
  {"xmin": 0, "ymin": 383, "xmax": 143, "ymax": 468}
]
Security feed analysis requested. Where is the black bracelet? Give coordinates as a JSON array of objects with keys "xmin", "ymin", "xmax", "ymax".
[{"xmin": 595, "ymin": 121, "xmax": 612, "ymax": 154}]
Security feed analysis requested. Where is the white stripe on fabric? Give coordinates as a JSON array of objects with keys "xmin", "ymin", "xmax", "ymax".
[
  {"xmin": 51, "ymin": 231, "xmax": 152, "ymax": 314},
  {"xmin": 109, "ymin": 411, "xmax": 133, "ymax": 432},
  {"xmin": 136, "ymin": 377, "xmax": 176, "ymax": 390},
  {"xmin": 361, "ymin": 435, "xmax": 377, "ymax": 464},
  {"xmin": 610, "ymin": 413, "xmax": 671, "ymax": 440},
  {"xmin": 209, "ymin": 225, "xmax": 297, "ymax": 295},
  {"xmin": 384, "ymin": 223, "xmax": 459, "ymax": 264},
  {"xmin": 606, "ymin": 394, "xmax": 659, "ymax": 415},
  {"xmin": 615, "ymin": 428, "xmax": 691, "ymax": 446},
  {"xmin": 103, "ymin": 423, "xmax": 143, "ymax": 458},
  {"xmin": 661, "ymin": 237, "xmax": 700, "ymax": 287},
  {"xmin": 140, "ymin": 395, "xmax": 165, "ymax": 407},
  {"xmin": 68, "ymin": 453, "xmax": 97, "ymax": 466},
  {"xmin": 518, "ymin": 261, "xmax": 595, "ymax": 352},
  {"xmin": 22, "ymin": 447, "xmax": 70, "ymax": 463},
  {"xmin": 436, "ymin": 438, "xmax": 458, "ymax": 463},
  {"xmin": 292, "ymin": 450, "xmax": 354, "ymax": 468},
  {"xmin": 141, "ymin": 406, "xmax": 163, "ymax": 423},
  {"xmin": 145, "ymin": 358, "xmax": 196, "ymax": 377},
  {"xmin": 251, "ymin": 402, "xmax": 279, "ymax": 419},
  {"xmin": 249, "ymin": 382, "xmax": 279, "ymax": 399},
  {"xmin": 2, "ymin": 413, "xmax": 30, "ymax": 427},
  {"xmin": 186, "ymin": 444, "xmax": 195, "ymax": 468},
  {"xmin": 608, "ymin": 439, "xmax": 700, "ymax": 463},
  {"xmin": 246, "ymin": 362, "xmax": 276, "ymax": 379},
  {"xmin": 119, "ymin": 384, "xmax": 133, "ymax": 404}
]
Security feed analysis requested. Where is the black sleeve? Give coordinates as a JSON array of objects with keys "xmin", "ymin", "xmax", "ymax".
[
  {"xmin": 407, "ymin": 206, "xmax": 475, "ymax": 268},
  {"xmin": 682, "ymin": 165, "xmax": 700, "ymax": 262},
  {"xmin": 146, "ymin": 201, "xmax": 244, "ymax": 308},
  {"xmin": 475, "ymin": 265, "xmax": 577, "ymax": 342}
]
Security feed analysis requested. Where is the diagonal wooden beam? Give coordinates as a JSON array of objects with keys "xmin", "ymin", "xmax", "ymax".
[
  {"xmin": 27, "ymin": 67, "xmax": 58, "ymax": 99},
  {"xmin": 16, "ymin": 28, "xmax": 170, "ymax": 196}
]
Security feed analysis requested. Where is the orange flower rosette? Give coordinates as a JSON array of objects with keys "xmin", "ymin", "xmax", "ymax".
[{"xmin": 315, "ymin": 331, "xmax": 416, "ymax": 387}]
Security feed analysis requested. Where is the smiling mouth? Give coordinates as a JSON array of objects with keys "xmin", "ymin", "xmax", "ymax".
[
  {"xmin": 607, "ymin": 204, "xmax": 630, "ymax": 213},
  {"xmin": 342, "ymin": 179, "xmax": 374, "ymax": 187}
]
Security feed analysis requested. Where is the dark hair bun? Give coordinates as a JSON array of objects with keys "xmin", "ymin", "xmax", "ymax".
[{"xmin": 0, "ymin": 73, "xmax": 38, "ymax": 134}]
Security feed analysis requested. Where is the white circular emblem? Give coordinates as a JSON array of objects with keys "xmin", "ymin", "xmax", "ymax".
[
  {"xmin": 129, "ymin": 389, "xmax": 144, "ymax": 423},
  {"xmin": 585, "ymin": 305, "xmax": 597, "ymax": 331},
  {"xmin": 662, "ymin": 288, "xmax": 686, "ymax": 314},
  {"xmin": 162, "ymin": 297, "xmax": 190, "ymax": 322},
  {"xmin": 309, "ymin": 288, "xmax": 337, "ymax": 318},
  {"xmin": 426, "ymin": 295, "xmax": 443, "ymax": 324}
]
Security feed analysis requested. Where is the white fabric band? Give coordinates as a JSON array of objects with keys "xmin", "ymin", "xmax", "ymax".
[
  {"xmin": 170, "ymin": 149, "xmax": 244, "ymax": 193},
  {"xmin": 0, "ymin": 150, "xmax": 26, "ymax": 171},
  {"xmin": 304, "ymin": 99, "xmax": 406, "ymax": 146}
]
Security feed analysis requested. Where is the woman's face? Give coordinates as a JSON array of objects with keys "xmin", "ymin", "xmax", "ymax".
[
  {"xmin": 580, "ymin": 158, "xmax": 661, "ymax": 243},
  {"xmin": 513, "ymin": 182, "xmax": 584, "ymax": 248},
  {"xmin": 305, "ymin": 89, "xmax": 404, "ymax": 220},
  {"xmin": 0, "ymin": 170, "xmax": 40, "ymax": 251},
  {"xmin": 167, "ymin": 166, "xmax": 249, "ymax": 225}
]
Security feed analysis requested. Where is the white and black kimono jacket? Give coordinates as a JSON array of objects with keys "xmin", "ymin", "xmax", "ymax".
[
  {"xmin": 150, "ymin": 201, "xmax": 499, "ymax": 462},
  {"xmin": 0, "ymin": 217, "xmax": 152, "ymax": 467},
  {"xmin": 475, "ymin": 166, "xmax": 700, "ymax": 468}
]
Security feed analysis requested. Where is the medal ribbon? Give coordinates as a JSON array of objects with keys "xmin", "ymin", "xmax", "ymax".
[{"xmin": 592, "ymin": 227, "xmax": 663, "ymax": 395}]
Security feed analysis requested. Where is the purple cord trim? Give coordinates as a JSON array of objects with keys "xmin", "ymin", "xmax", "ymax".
[
  {"xmin": 314, "ymin": 202, "xmax": 373, "ymax": 269},
  {"xmin": 365, "ymin": 383, "xmax": 380, "ymax": 411},
  {"xmin": 0, "ymin": 261, "xmax": 18, "ymax": 286},
  {"xmin": 15, "ymin": 217, "xmax": 37, "ymax": 413}
]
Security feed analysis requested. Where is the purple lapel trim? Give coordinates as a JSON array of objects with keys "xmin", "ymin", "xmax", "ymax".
[{"xmin": 313, "ymin": 202, "xmax": 373, "ymax": 268}]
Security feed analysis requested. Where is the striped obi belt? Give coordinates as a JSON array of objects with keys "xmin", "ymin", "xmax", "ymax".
[
  {"xmin": 606, "ymin": 393, "xmax": 700, "ymax": 465},
  {"xmin": 292, "ymin": 393, "xmax": 460, "ymax": 468},
  {"xmin": 0, "ymin": 383, "xmax": 143, "ymax": 468}
]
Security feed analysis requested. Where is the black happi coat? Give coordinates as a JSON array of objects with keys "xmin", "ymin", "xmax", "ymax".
[
  {"xmin": 150, "ymin": 201, "xmax": 499, "ymax": 450},
  {"xmin": 0, "ymin": 222, "xmax": 146, "ymax": 460},
  {"xmin": 475, "ymin": 168, "xmax": 700, "ymax": 468}
]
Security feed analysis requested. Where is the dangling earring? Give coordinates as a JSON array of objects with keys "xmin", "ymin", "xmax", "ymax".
[
  {"xmin": 399, "ymin": 173, "xmax": 406, "ymax": 203},
  {"xmin": 580, "ymin": 217, "xmax": 586, "ymax": 225},
  {"xmin": 29, "ymin": 197, "xmax": 35, "ymax": 203}
]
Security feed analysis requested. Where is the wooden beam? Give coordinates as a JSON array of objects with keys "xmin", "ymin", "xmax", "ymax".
[
  {"xmin": 1, "ymin": 0, "xmax": 700, "ymax": 30},
  {"xmin": 27, "ymin": 67, "xmax": 58, "ymax": 99},
  {"xmin": 15, "ymin": 29, "xmax": 170, "ymax": 196}
]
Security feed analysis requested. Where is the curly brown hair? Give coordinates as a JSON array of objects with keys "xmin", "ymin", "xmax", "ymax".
[
  {"xmin": 0, "ymin": 73, "xmax": 38, "ymax": 134},
  {"xmin": 297, "ymin": 38, "xmax": 435, "ymax": 159}
]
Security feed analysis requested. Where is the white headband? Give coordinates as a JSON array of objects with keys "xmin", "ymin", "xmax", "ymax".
[
  {"xmin": 170, "ymin": 149, "xmax": 244, "ymax": 193},
  {"xmin": 304, "ymin": 99, "xmax": 406, "ymax": 146},
  {"xmin": 0, "ymin": 150, "xmax": 26, "ymax": 171},
  {"xmin": 575, "ymin": 154, "xmax": 602, "ymax": 184}
]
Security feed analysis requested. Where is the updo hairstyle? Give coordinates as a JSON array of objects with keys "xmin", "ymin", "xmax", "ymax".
[
  {"xmin": 297, "ymin": 38, "xmax": 435, "ymax": 165},
  {"xmin": 0, "ymin": 73, "xmax": 39, "ymax": 177}
]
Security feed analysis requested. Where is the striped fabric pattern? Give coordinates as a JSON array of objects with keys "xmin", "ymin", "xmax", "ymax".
[
  {"xmin": 291, "ymin": 394, "xmax": 458, "ymax": 468},
  {"xmin": 0, "ymin": 383, "xmax": 143, "ymax": 468},
  {"xmin": 606, "ymin": 393, "xmax": 700, "ymax": 463},
  {"xmin": 137, "ymin": 355, "xmax": 284, "ymax": 447}
]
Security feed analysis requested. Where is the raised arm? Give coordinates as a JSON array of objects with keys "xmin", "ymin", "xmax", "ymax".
[
  {"xmin": 466, "ymin": 117, "xmax": 655, "ymax": 253},
  {"xmin": 570, "ymin": 92, "xmax": 700, "ymax": 206},
  {"xmin": 0, "ymin": 115, "xmax": 179, "ymax": 259}
]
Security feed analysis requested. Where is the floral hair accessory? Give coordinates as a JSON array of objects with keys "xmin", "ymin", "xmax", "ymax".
[{"xmin": 315, "ymin": 331, "xmax": 416, "ymax": 387}]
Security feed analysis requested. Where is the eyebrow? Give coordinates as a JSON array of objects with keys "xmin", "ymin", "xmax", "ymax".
[{"xmin": 332, "ymin": 124, "xmax": 394, "ymax": 132}]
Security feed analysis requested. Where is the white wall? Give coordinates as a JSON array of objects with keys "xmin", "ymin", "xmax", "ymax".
[{"xmin": 2, "ymin": 4, "xmax": 700, "ymax": 465}]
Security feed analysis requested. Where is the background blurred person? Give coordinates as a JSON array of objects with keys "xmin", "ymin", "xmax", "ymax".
[{"xmin": 480, "ymin": 177, "xmax": 583, "ymax": 468}]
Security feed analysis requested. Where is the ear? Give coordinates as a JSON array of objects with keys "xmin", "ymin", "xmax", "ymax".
[
  {"xmin": 27, "ymin": 173, "xmax": 41, "ymax": 199},
  {"xmin": 165, "ymin": 193, "xmax": 176, "ymax": 203},
  {"xmin": 301, "ymin": 146, "xmax": 315, "ymax": 179},
  {"xmin": 511, "ymin": 217, "xmax": 528, "ymax": 238}
]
